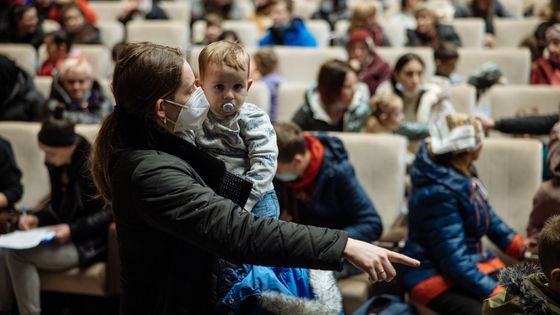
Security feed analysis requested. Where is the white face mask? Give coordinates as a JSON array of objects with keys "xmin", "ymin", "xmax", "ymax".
[
  {"xmin": 164, "ymin": 87, "xmax": 209, "ymax": 132},
  {"xmin": 396, "ymin": 82, "xmax": 419, "ymax": 98}
]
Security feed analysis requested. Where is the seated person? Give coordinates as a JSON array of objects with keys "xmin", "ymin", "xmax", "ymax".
[
  {"xmin": 194, "ymin": 13, "xmax": 224, "ymax": 45},
  {"xmin": 363, "ymin": 93, "xmax": 404, "ymax": 134},
  {"xmin": 292, "ymin": 59, "xmax": 369, "ymax": 132},
  {"xmin": 191, "ymin": 0, "xmax": 247, "ymax": 22},
  {"xmin": 0, "ymin": 137, "xmax": 23, "ymax": 211},
  {"xmin": 0, "ymin": 54, "xmax": 44, "ymax": 121},
  {"xmin": 310, "ymin": 0, "xmax": 351, "ymax": 31},
  {"xmin": 0, "ymin": 108, "xmax": 113, "ymax": 315},
  {"xmin": 42, "ymin": 58, "xmax": 111, "ymax": 124},
  {"xmin": 483, "ymin": 215, "xmax": 560, "ymax": 314},
  {"xmin": 45, "ymin": 0, "xmax": 97, "ymax": 25},
  {"xmin": 252, "ymin": 47, "xmax": 284, "ymax": 122},
  {"xmin": 531, "ymin": 24, "xmax": 560, "ymax": 85},
  {"xmin": 117, "ymin": 0, "xmax": 168, "ymax": 25},
  {"xmin": 527, "ymin": 122, "xmax": 560, "ymax": 238},
  {"xmin": 454, "ymin": 0, "xmax": 512, "ymax": 47},
  {"xmin": 406, "ymin": 7, "xmax": 462, "ymax": 48},
  {"xmin": 347, "ymin": 28, "xmax": 392, "ymax": 96},
  {"xmin": 273, "ymin": 122, "xmax": 383, "ymax": 243},
  {"xmin": 38, "ymin": 30, "xmax": 79, "ymax": 76},
  {"xmin": 404, "ymin": 113, "xmax": 526, "ymax": 315},
  {"xmin": 259, "ymin": 0, "xmax": 318, "ymax": 47},
  {"xmin": 346, "ymin": 1, "xmax": 390, "ymax": 47},
  {"xmin": 60, "ymin": 3, "xmax": 100, "ymax": 45},
  {"xmin": 0, "ymin": 4, "xmax": 43, "ymax": 49},
  {"xmin": 430, "ymin": 41, "xmax": 465, "ymax": 87}
]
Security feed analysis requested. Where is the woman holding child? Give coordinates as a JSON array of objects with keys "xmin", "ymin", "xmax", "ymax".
[{"xmin": 90, "ymin": 41, "xmax": 419, "ymax": 314}]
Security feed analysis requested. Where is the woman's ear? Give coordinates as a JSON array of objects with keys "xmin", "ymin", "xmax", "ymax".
[{"xmin": 155, "ymin": 99, "xmax": 166, "ymax": 120}]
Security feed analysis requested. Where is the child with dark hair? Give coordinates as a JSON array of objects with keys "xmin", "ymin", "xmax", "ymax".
[
  {"xmin": 431, "ymin": 41, "xmax": 464, "ymax": 86},
  {"xmin": 531, "ymin": 24, "xmax": 560, "ymax": 85},
  {"xmin": 38, "ymin": 30, "xmax": 77, "ymax": 76},
  {"xmin": 483, "ymin": 215, "xmax": 560, "ymax": 314}
]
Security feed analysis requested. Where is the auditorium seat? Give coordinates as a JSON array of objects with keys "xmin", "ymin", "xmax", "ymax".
[
  {"xmin": 38, "ymin": 44, "xmax": 113, "ymax": 79},
  {"xmin": 0, "ymin": 44, "xmax": 37, "ymax": 77},
  {"xmin": 127, "ymin": 20, "xmax": 190, "ymax": 51},
  {"xmin": 246, "ymin": 80, "xmax": 271, "ymax": 115},
  {"xmin": 97, "ymin": 20, "xmax": 125, "ymax": 51},
  {"xmin": 449, "ymin": 84, "xmax": 476, "ymax": 115},
  {"xmin": 456, "ymin": 48, "xmax": 531, "ymax": 84},
  {"xmin": 494, "ymin": 18, "xmax": 543, "ymax": 47},
  {"xmin": 306, "ymin": 19, "xmax": 332, "ymax": 47},
  {"xmin": 489, "ymin": 85, "xmax": 560, "ymax": 119},
  {"xmin": 277, "ymin": 82, "xmax": 309, "ymax": 122},
  {"xmin": 447, "ymin": 18, "xmax": 485, "ymax": 48}
]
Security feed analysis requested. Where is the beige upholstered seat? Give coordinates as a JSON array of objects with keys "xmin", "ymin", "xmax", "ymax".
[
  {"xmin": 500, "ymin": 0, "xmax": 524, "ymax": 18},
  {"xmin": 277, "ymin": 82, "xmax": 309, "ymax": 122},
  {"xmin": 34, "ymin": 76, "xmax": 53, "ymax": 99},
  {"xmin": 306, "ymin": 19, "xmax": 332, "ymax": 47},
  {"xmin": 494, "ymin": 18, "xmax": 543, "ymax": 47},
  {"xmin": 246, "ymin": 81, "xmax": 271, "ymax": 115},
  {"xmin": 329, "ymin": 133, "xmax": 407, "ymax": 228},
  {"xmin": 376, "ymin": 47, "xmax": 435, "ymax": 79},
  {"xmin": 447, "ymin": 18, "xmax": 485, "ymax": 48},
  {"xmin": 449, "ymin": 84, "xmax": 476, "ymax": 115},
  {"xmin": 274, "ymin": 46, "xmax": 347, "ymax": 83},
  {"xmin": 456, "ymin": 48, "xmax": 531, "ymax": 84},
  {"xmin": 159, "ymin": 1, "xmax": 190, "ymax": 23},
  {"xmin": 97, "ymin": 20, "xmax": 125, "ymax": 50},
  {"xmin": 474, "ymin": 138, "xmax": 542, "ymax": 234},
  {"xmin": 0, "ymin": 44, "xmax": 37, "ymax": 77},
  {"xmin": 223, "ymin": 20, "xmax": 261, "ymax": 47},
  {"xmin": 89, "ymin": 2, "xmax": 124, "ymax": 21},
  {"xmin": 127, "ymin": 20, "xmax": 190, "ymax": 51},
  {"xmin": 489, "ymin": 85, "xmax": 560, "ymax": 119}
]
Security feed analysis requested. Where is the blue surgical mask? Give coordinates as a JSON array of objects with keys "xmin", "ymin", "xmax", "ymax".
[
  {"xmin": 276, "ymin": 172, "xmax": 299, "ymax": 182},
  {"xmin": 164, "ymin": 87, "xmax": 209, "ymax": 133}
]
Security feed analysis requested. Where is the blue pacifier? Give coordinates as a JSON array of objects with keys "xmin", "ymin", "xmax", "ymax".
[{"xmin": 222, "ymin": 102, "xmax": 235, "ymax": 113}]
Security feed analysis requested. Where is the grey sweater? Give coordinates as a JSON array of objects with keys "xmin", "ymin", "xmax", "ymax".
[{"xmin": 188, "ymin": 103, "xmax": 278, "ymax": 210}]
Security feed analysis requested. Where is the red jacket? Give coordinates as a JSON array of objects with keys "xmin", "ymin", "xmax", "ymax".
[{"xmin": 530, "ymin": 58, "xmax": 560, "ymax": 85}]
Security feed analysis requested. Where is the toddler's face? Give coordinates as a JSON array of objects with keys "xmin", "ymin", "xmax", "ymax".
[
  {"xmin": 379, "ymin": 100, "xmax": 404, "ymax": 131},
  {"xmin": 198, "ymin": 62, "xmax": 252, "ymax": 117}
]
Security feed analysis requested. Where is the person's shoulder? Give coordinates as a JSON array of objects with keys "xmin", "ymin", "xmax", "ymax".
[{"xmin": 119, "ymin": 149, "xmax": 189, "ymax": 175}]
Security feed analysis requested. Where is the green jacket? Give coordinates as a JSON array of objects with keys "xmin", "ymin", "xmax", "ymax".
[{"xmin": 483, "ymin": 264, "xmax": 560, "ymax": 315}]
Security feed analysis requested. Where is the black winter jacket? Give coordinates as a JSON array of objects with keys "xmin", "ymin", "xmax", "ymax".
[
  {"xmin": 0, "ymin": 137, "xmax": 23, "ymax": 210},
  {"xmin": 36, "ymin": 135, "xmax": 113, "ymax": 266},
  {"xmin": 110, "ymin": 121, "xmax": 348, "ymax": 314},
  {"xmin": 0, "ymin": 68, "xmax": 44, "ymax": 121}
]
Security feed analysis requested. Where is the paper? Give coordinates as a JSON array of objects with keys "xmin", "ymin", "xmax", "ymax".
[{"xmin": 0, "ymin": 227, "xmax": 56, "ymax": 249}]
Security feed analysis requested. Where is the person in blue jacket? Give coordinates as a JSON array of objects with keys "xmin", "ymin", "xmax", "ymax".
[
  {"xmin": 259, "ymin": 0, "xmax": 317, "ymax": 47},
  {"xmin": 274, "ymin": 122, "xmax": 382, "ymax": 243},
  {"xmin": 404, "ymin": 113, "xmax": 526, "ymax": 315}
]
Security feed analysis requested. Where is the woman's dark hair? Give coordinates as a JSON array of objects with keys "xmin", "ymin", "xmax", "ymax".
[
  {"xmin": 46, "ymin": 30, "xmax": 73, "ymax": 53},
  {"xmin": 9, "ymin": 4, "xmax": 36, "ymax": 30},
  {"xmin": 316, "ymin": 59, "xmax": 354, "ymax": 107},
  {"xmin": 91, "ymin": 42, "xmax": 184, "ymax": 205},
  {"xmin": 38, "ymin": 105, "xmax": 76, "ymax": 147},
  {"xmin": 394, "ymin": 53, "xmax": 425, "ymax": 74}
]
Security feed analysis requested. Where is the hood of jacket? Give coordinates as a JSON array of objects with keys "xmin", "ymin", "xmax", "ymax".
[
  {"xmin": 548, "ymin": 122, "xmax": 560, "ymax": 177},
  {"xmin": 303, "ymin": 85, "xmax": 369, "ymax": 132},
  {"xmin": 497, "ymin": 264, "xmax": 560, "ymax": 315},
  {"xmin": 315, "ymin": 133, "xmax": 350, "ymax": 175},
  {"xmin": 410, "ymin": 141, "xmax": 473, "ymax": 202}
]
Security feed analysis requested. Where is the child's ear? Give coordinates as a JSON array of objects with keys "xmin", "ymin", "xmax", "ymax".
[
  {"xmin": 195, "ymin": 79, "xmax": 202, "ymax": 87},
  {"xmin": 247, "ymin": 78, "xmax": 253, "ymax": 91}
]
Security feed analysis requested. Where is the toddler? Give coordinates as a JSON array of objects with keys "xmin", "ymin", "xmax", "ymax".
[
  {"xmin": 363, "ymin": 93, "xmax": 404, "ymax": 134},
  {"xmin": 192, "ymin": 40, "xmax": 279, "ymax": 218}
]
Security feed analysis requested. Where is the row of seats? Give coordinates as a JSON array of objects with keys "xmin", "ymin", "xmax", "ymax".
[
  {"xmin": 0, "ymin": 122, "xmax": 542, "ymax": 311},
  {"xmin": 188, "ymin": 45, "xmax": 532, "ymax": 84}
]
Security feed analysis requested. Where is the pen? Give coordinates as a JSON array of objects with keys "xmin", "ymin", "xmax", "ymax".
[{"xmin": 22, "ymin": 207, "xmax": 27, "ymax": 217}]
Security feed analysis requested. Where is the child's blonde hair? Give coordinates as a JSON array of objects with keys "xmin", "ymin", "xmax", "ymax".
[
  {"xmin": 364, "ymin": 93, "xmax": 402, "ymax": 133},
  {"xmin": 253, "ymin": 47, "xmax": 279, "ymax": 76},
  {"xmin": 198, "ymin": 40, "xmax": 250, "ymax": 80}
]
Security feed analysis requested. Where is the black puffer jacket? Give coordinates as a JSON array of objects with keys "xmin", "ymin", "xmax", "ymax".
[
  {"xmin": 111, "ymin": 120, "xmax": 348, "ymax": 314},
  {"xmin": 0, "ymin": 57, "xmax": 44, "ymax": 121},
  {"xmin": 36, "ymin": 135, "xmax": 113, "ymax": 266}
]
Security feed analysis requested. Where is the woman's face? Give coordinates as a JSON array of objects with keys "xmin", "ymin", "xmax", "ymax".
[
  {"xmin": 416, "ymin": 11, "xmax": 436, "ymax": 34},
  {"xmin": 348, "ymin": 41, "xmax": 371, "ymax": 67},
  {"xmin": 61, "ymin": 67, "xmax": 93, "ymax": 100},
  {"xmin": 338, "ymin": 71, "xmax": 357, "ymax": 106},
  {"xmin": 548, "ymin": 39, "xmax": 560, "ymax": 62},
  {"xmin": 395, "ymin": 59, "xmax": 424, "ymax": 94},
  {"xmin": 63, "ymin": 7, "xmax": 85, "ymax": 33},
  {"xmin": 18, "ymin": 8, "xmax": 38, "ymax": 34},
  {"xmin": 160, "ymin": 60, "xmax": 197, "ymax": 130},
  {"xmin": 39, "ymin": 142, "xmax": 76, "ymax": 166}
]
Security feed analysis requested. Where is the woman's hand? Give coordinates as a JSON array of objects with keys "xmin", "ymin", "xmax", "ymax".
[
  {"xmin": 51, "ymin": 224, "xmax": 72, "ymax": 244},
  {"xmin": 18, "ymin": 214, "xmax": 39, "ymax": 230},
  {"xmin": 343, "ymin": 238, "xmax": 420, "ymax": 283}
]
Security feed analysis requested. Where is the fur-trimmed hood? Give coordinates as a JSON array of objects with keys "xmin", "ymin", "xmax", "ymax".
[{"xmin": 484, "ymin": 263, "xmax": 560, "ymax": 315}]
